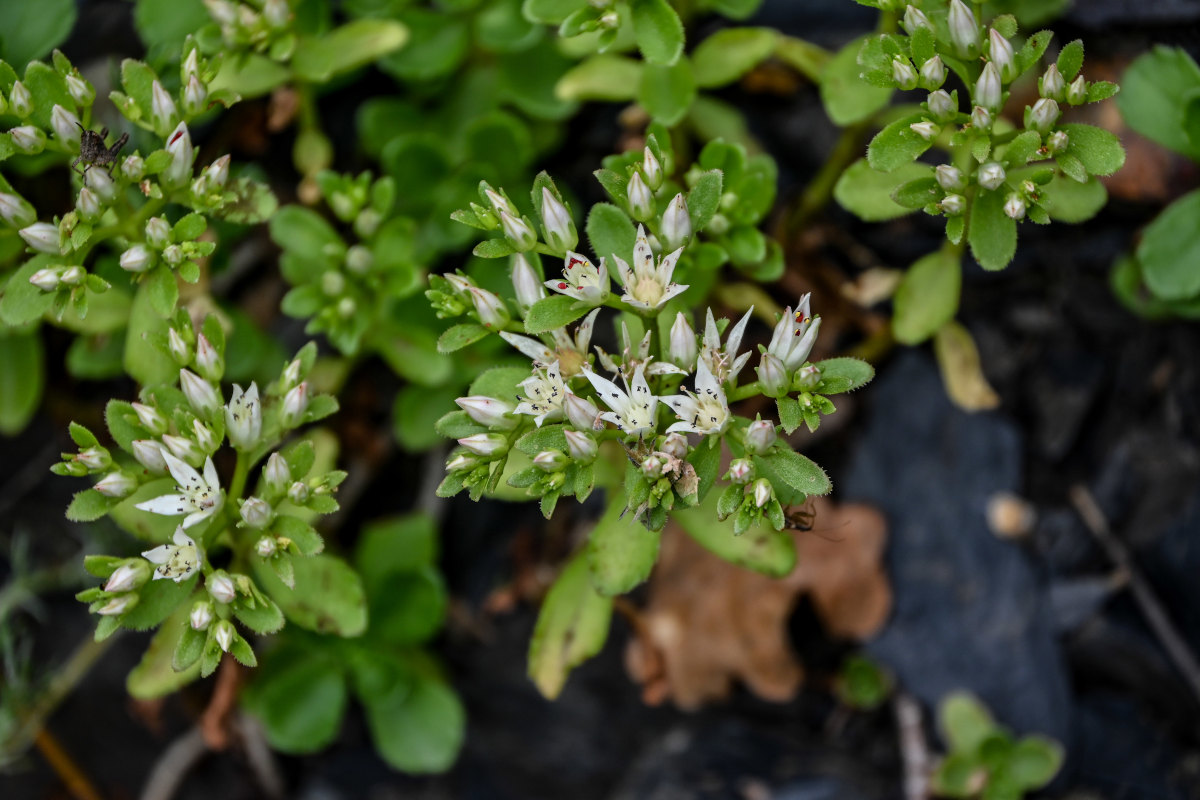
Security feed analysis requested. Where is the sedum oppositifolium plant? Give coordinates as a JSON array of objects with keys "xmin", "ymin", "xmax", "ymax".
[{"xmin": 0, "ymin": 0, "xmax": 1128, "ymax": 779}]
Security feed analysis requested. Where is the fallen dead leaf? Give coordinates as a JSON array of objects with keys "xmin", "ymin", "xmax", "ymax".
[{"xmin": 624, "ymin": 498, "xmax": 891, "ymax": 710}]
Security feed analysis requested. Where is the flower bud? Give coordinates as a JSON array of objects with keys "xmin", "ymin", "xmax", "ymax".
[
  {"xmin": 909, "ymin": 121, "xmax": 939, "ymax": 141},
  {"xmin": 660, "ymin": 193, "xmax": 691, "ymax": 251},
  {"xmin": 926, "ymin": 90, "xmax": 957, "ymax": 123},
  {"xmin": 98, "ymin": 595, "xmax": 137, "ymax": 616},
  {"xmin": 150, "ymin": 80, "xmax": 179, "ymax": 134},
  {"xmin": 499, "ymin": 210, "xmax": 537, "ymax": 251},
  {"xmin": 205, "ymin": 155, "xmax": 230, "ymax": 188},
  {"xmin": 756, "ymin": 353, "xmax": 790, "ymax": 397},
  {"xmin": 935, "ymin": 165, "xmax": 965, "ymax": 192},
  {"xmin": 288, "ymin": 481, "xmax": 310, "ymax": 504},
  {"xmin": 95, "ymin": 471, "xmax": 137, "ymax": 498},
  {"xmin": 104, "ymin": 561, "xmax": 149, "ymax": 592},
  {"xmin": 60, "ymin": 266, "xmax": 85, "ymax": 287},
  {"xmin": 445, "ymin": 453, "xmax": 478, "ymax": 472},
  {"xmin": 988, "ymin": 29, "xmax": 1017, "ymax": 82},
  {"xmin": 485, "ymin": 188, "xmax": 517, "ymax": 218},
  {"xmin": 225, "ymin": 383, "xmax": 261, "ymax": 450},
  {"xmin": 456, "ymin": 396, "xmax": 518, "ymax": 429},
  {"xmin": 66, "ymin": 75, "xmax": 95, "ymax": 106},
  {"xmin": 458, "ymin": 433, "xmax": 508, "ymax": 457},
  {"xmin": 902, "ymin": 5, "xmax": 932, "ymax": 33},
  {"xmin": 663, "ymin": 312, "xmax": 698, "ymax": 370},
  {"xmin": 642, "ymin": 147, "xmax": 663, "ymax": 190},
  {"xmin": 182, "ymin": 48, "xmax": 202, "ymax": 82},
  {"xmin": 540, "ymin": 187, "xmax": 577, "ymax": 253},
  {"xmin": 339, "ymin": 299, "xmax": 358, "ymax": 320},
  {"xmin": 29, "ymin": 267, "xmax": 62, "ymax": 292},
  {"xmin": 168, "ymin": 327, "xmax": 192, "ymax": 364},
  {"xmin": 795, "ymin": 364, "xmax": 822, "ymax": 390},
  {"xmin": 20, "ymin": 223, "xmax": 60, "ymax": 254},
  {"xmin": 51, "ymin": 105, "xmax": 82, "ymax": 147},
  {"xmin": 940, "ymin": 194, "xmax": 966, "ymax": 216},
  {"xmin": 263, "ymin": 0, "xmax": 290, "ymax": 28},
  {"xmin": 745, "ymin": 418, "xmax": 776, "ymax": 455},
  {"xmin": 653, "ymin": 435, "xmax": 684, "ymax": 463},
  {"xmin": 564, "ymin": 392, "xmax": 601, "ymax": 430},
  {"xmin": 1040, "ymin": 63, "xmax": 1065, "ymax": 101},
  {"xmin": 214, "ymin": 619, "xmax": 236, "ymax": 652},
  {"xmin": 264, "ymin": 453, "xmax": 291, "ymax": 494},
  {"xmin": 162, "ymin": 243, "xmax": 184, "ymax": 266},
  {"xmin": 343, "ymin": 245, "xmax": 372, "ymax": 276},
  {"xmin": 255, "ymin": 536, "xmax": 278, "ymax": 558},
  {"xmin": 1027, "ymin": 97, "xmax": 1060, "ymax": 134},
  {"xmin": 977, "ymin": 162, "xmax": 1006, "ymax": 191},
  {"xmin": 727, "ymin": 458, "xmax": 754, "ymax": 485},
  {"xmin": 1004, "ymin": 193, "xmax": 1027, "ymax": 220},
  {"xmin": 970, "ymin": 106, "xmax": 993, "ymax": 131},
  {"xmin": 208, "ymin": 573, "xmax": 237, "ymax": 604},
  {"xmin": 975, "ymin": 62, "xmax": 1003, "ymax": 112},
  {"xmin": 920, "ymin": 56, "xmax": 946, "ymax": 90},
  {"xmin": 626, "ymin": 171, "xmax": 654, "ymax": 222},
  {"xmin": 280, "ymin": 382, "xmax": 309, "ymax": 428},
  {"xmin": 468, "ymin": 286, "xmax": 510, "ymax": 328},
  {"xmin": 162, "ymin": 434, "xmax": 204, "ymax": 464},
  {"xmin": 195, "ymin": 334, "xmax": 223, "ymax": 381},
  {"xmin": 190, "ymin": 601, "xmax": 213, "ymax": 630},
  {"xmin": 892, "ymin": 58, "xmax": 918, "ymax": 91},
  {"xmin": 948, "ymin": 0, "xmax": 979, "ymax": 57},
  {"xmin": 118, "ymin": 243, "xmax": 154, "ymax": 273},
  {"xmin": 281, "ymin": 358, "xmax": 303, "ymax": 392},
  {"xmin": 132, "ymin": 439, "xmax": 169, "ymax": 473},
  {"xmin": 180, "ymin": 369, "xmax": 222, "ymax": 417},
  {"xmin": 511, "ymin": 253, "xmax": 545, "ymax": 314},
  {"xmin": 533, "ymin": 449, "xmax": 568, "ymax": 472},
  {"xmin": 1066, "ymin": 75, "xmax": 1087, "ymax": 105},
  {"xmin": 240, "ymin": 496, "xmax": 273, "ymax": 529},
  {"xmin": 563, "ymin": 429, "xmax": 598, "ymax": 463},
  {"xmin": 0, "ymin": 193, "xmax": 36, "ymax": 228},
  {"xmin": 74, "ymin": 187, "xmax": 100, "ymax": 222},
  {"xmin": 183, "ymin": 75, "xmax": 208, "ymax": 116},
  {"xmin": 162, "ymin": 122, "xmax": 195, "ymax": 190},
  {"xmin": 752, "ymin": 478, "xmax": 773, "ymax": 509},
  {"xmin": 122, "ymin": 154, "xmax": 145, "ymax": 181},
  {"xmin": 641, "ymin": 454, "xmax": 666, "ymax": 480},
  {"xmin": 9, "ymin": 81, "xmax": 33, "ymax": 117},
  {"xmin": 1046, "ymin": 130, "xmax": 1069, "ymax": 154},
  {"xmin": 141, "ymin": 218, "xmax": 169, "ymax": 252},
  {"xmin": 131, "ymin": 402, "xmax": 168, "ymax": 435}
]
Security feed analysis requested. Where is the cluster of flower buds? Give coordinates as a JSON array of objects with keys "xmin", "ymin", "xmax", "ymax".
[{"xmin": 205, "ymin": 0, "xmax": 295, "ymax": 59}]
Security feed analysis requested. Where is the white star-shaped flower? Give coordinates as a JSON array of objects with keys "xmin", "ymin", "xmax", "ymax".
[
  {"xmin": 514, "ymin": 361, "xmax": 568, "ymax": 427},
  {"xmin": 595, "ymin": 320, "xmax": 686, "ymax": 381},
  {"xmin": 766, "ymin": 293, "xmax": 821, "ymax": 372},
  {"xmin": 614, "ymin": 225, "xmax": 688, "ymax": 311},
  {"xmin": 499, "ymin": 308, "xmax": 600, "ymax": 377},
  {"xmin": 583, "ymin": 364, "xmax": 658, "ymax": 437},
  {"xmin": 141, "ymin": 526, "xmax": 201, "ymax": 582},
  {"xmin": 135, "ymin": 450, "xmax": 224, "ymax": 529},
  {"xmin": 661, "ymin": 359, "xmax": 731, "ymax": 436},
  {"xmin": 699, "ymin": 306, "xmax": 753, "ymax": 385},
  {"xmin": 545, "ymin": 252, "xmax": 609, "ymax": 305}
]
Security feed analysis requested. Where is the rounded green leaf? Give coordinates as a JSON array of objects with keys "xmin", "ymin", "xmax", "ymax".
[
  {"xmin": 524, "ymin": 295, "xmax": 591, "ymax": 334},
  {"xmin": 245, "ymin": 655, "xmax": 347, "ymax": 754},
  {"xmin": 127, "ymin": 606, "xmax": 201, "ymax": 700},
  {"xmin": 269, "ymin": 205, "xmax": 343, "ymax": 258},
  {"xmin": 820, "ymin": 35, "xmax": 893, "ymax": 126},
  {"xmin": 292, "ymin": 20, "xmax": 409, "ymax": 82},
  {"xmin": 1117, "ymin": 46, "xmax": 1200, "ymax": 160},
  {"xmin": 257, "ymin": 555, "xmax": 367, "ymax": 637},
  {"xmin": 528, "ymin": 552, "xmax": 613, "ymax": 699},
  {"xmin": 834, "ymin": 159, "xmax": 930, "ymax": 221},
  {"xmin": 631, "ymin": 0, "xmax": 684, "ymax": 66},
  {"xmin": 362, "ymin": 673, "xmax": 465, "ymax": 773},
  {"xmin": 587, "ymin": 496, "xmax": 662, "ymax": 595},
  {"xmin": 0, "ymin": 328, "xmax": 43, "ymax": 435},
  {"xmin": 1040, "ymin": 174, "xmax": 1107, "ymax": 223},
  {"xmin": 866, "ymin": 113, "xmax": 934, "ymax": 173},
  {"xmin": 969, "ymin": 187, "xmax": 1017, "ymax": 271},
  {"xmin": 556, "ymin": 55, "xmax": 643, "ymax": 102},
  {"xmin": 1009, "ymin": 735, "xmax": 1064, "ymax": 790},
  {"xmin": 691, "ymin": 27, "xmax": 777, "ymax": 88},
  {"xmin": 893, "ymin": 249, "xmax": 961, "ymax": 344},
  {"xmin": 939, "ymin": 691, "xmax": 996, "ymax": 755},
  {"xmin": 638, "ymin": 60, "xmax": 696, "ymax": 126},
  {"xmin": 1059, "ymin": 123, "xmax": 1126, "ymax": 177},
  {"xmin": 1137, "ymin": 189, "xmax": 1200, "ymax": 301},
  {"xmin": 0, "ymin": 0, "xmax": 76, "ymax": 69}
]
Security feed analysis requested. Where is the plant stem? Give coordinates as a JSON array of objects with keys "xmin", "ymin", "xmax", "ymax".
[
  {"xmin": 228, "ymin": 451, "xmax": 251, "ymax": 505},
  {"xmin": 782, "ymin": 118, "xmax": 873, "ymax": 237},
  {"xmin": 727, "ymin": 380, "xmax": 763, "ymax": 403}
]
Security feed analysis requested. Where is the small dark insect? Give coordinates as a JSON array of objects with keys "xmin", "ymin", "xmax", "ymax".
[{"xmin": 71, "ymin": 122, "xmax": 128, "ymax": 177}]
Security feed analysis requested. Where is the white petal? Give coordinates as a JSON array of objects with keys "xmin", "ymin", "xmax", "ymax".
[
  {"xmin": 703, "ymin": 307, "xmax": 721, "ymax": 351},
  {"xmin": 658, "ymin": 282, "xmax": 690, "ymax": 305},
  {"xmin": 657, "ymin": 247, "xmax": 684, "ymax": 283},
  {"xmin": 136, "ymin": 493, "xmax": 190, "ymax": 516},
  {"xmin": 583, "ymin": 369, "xmax": 630, "ymax": 416},
  {"xmin": 181, "ymin": 509, "xmax": 211, "ymax": 529},
  {"xmin": 694, "ymin": 358, "xmax": 721, "ymax": 397},
  {"xmin": 500, "ymin": 331, "xmax": 555, "ymax": 364},
  {"xmin": 612, "ymin": 254, "xmax": 634, "ymax": 288},
  {"xmin": 202, "ymin": 457, "xmax": 219, "ymax": 489},
  {"xmin": 646, "ymin": 361, "xmax": 687, "ymax": 376},
  {"xmin": 666, "ymin": 421, "xmax": 700, "ymax": 435},
  {"xmin": 633, "ymin": 227, "xmax": 653, "ymax": 277},
  {"xmin": 621, "ymin": 292, "xmax": 651, "ymax": 311},
  {"xmin": 725, "ymin": 308, "xmax": 753, "ymax": 359},
  {"xmin": 730, "ymin": 351, "xmax": 753, "ymax": 382},
  {"xmin": 575, "ymin": 308, "xmax": 601, "ymax": 352},
  {"xmin": 162, "ymin": 451, "xmax": 202, "ymax": 492},
  {"xmin": 661, "ymin": 395, "xmax": 698, "ymax": 418},
  {"xmin": 629, "ymin": 366, "xmax": 653, "ymax": 402},
  {"xmin": 172, "ymin": 527, "xmax": 196, "ymax": 547},
  {"xmin": 141, "ymin": 544, "xmax": 173, "ymax": 564}
]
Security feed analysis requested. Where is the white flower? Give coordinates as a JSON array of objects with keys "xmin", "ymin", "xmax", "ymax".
[
  {"xmin": 141, "ymin": 527, "xmax": 201, "ymax": 582},
  {"xmin": 583, "ymin": 364, "xmax": 658, "ymax": 437},
  {"xmin": 614, "ymin": 225, "xmax": 688, "ymax": 312},
  {"xmin": 596, "ymin": 320, "xmax": 686, "ymax": 379},
  {"xmin": 135, "ymin": 451, "xmax": 224, "ymax": 529},
  {"xmin": 514, "ymin": 361, "xmax": 567, "ymax": 427},
  {"xmin": 660, "ymin": 359, "xmax": 731, "ymax": 436},
  {"xmin": 766, "ymin": 294, "xmax": 821, "ymax": 372},
  {"xmin": 225, "ymin": 383, "xmax": 262, "ymax": 450},
  {"xmin": 699, "ymin": 307, "xmax": 753, "ymax": 385},
  {"xmin": 545, "ymin": 252, "xmax": 609, "ymax": 305},
  {"xmin": 499, "ymin": 307, "xmax": 599, "ymax": 377}
]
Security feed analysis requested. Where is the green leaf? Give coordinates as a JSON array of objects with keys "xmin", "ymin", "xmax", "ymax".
[
  {"xmin": 514, "ymin": 424, "xmax": 569, "ymax": 457},
  {"xmin": 108, "ymin": 479, "xmax": 182, "ymax": 543},
  {"xmin": 969, "ymin": 187, "xmax": 1018, "ymax": 271},
  {"xmin": 66, "ymin": 489, "xmax": 117, "ymax": 522},
  {"xmin": 127, "ymin": 606, "xmax": 201, "ymax": 700},
  {"xmin": 378, "ymin": 9, "xmax": 468, "ymax": 82},
  {"xmin": 891, "ymin": 177, "xmax": 940, "ymax": 209},
  {"xmin": 687, "ymin": 169, "xmax": 723, "ymax": 233},
  {"xmin": 269, "ymin": 205, "xmax": 343, "ymax": 258},
  {"xmin": 1003, "ymin": 131, "xmax": 1042, "ymax": 168},
  {"xmin": 209, "ymin": 52, "xmax": 290, "ymax": 99},
  {"xmin": 0, "ymin": 256, "xmax": 57, "ymax": 326},
  {"xmin": 691, "ymin": 28, "xmax": 777, "ymax": 88},
  {"xmin": 1060, "ymin": 123, "xmax": 1125, "ymax": 177},
  {"xmin": 0, "ymin": 328, "xmax": 43, "ymax": 435},
  {"xmin": 866, "ymin": 113, "xmax": 933, "ymax": 172},
  {"xmin": 524, "ymin": 294, "xmax": 590, "ymax": 334},
  {"xmin": 674, "ymin": 496, "xmax": 796, "ymax": 577},
  {"xmin": 437, "ymin": 322, "xmax": 490, "ymax": 353},
  {"xmin": 528, "ymin": 551, "xmax": 613, "ymax": 699},
  {"xmin": 1009, "ymin": 735, "xmax": 1064, "ymax": 790},
  {"xmin": 631, "ymin": 0, "xmax": 684, "ymax": 66},
  {"xmin": 394, "ymin": 384, "xmax": 459, "ymax": 451},
  {"xmin": 1056, "ymin": 39, "xmax": 1084, "ymax": 80},
  {"xmin": 371, "ymin": 567, "xmax": 446, "ymax": 644},
  {"xmin": 292, "ymin": 19, "xmax": 408, "ymax": 82},
  {"xmin": 523, "ymin": 0, "xmax": 589, "ymax": 23},
  {"xmin": 258, "ymin": 555, "xmax": 367, "ymax": 637},
  {"xmin": 814, "ymin": 357, "xmax": 875, "ymax": 394},
  {"xmin": 687, "ymin": 436, "xmax": 721, "ymax": 501},
  {"xmin": 1137, "ymin": 189, "xmax": 1200, "ymax": 301},
  {"xmin": 932, "ymin": 752, "xmax": 981, "ymax": 798},
  {"xmin": 245, "ymin": 651, "xmax": 347, "ymax": 754},
  {"xmin": 893, "ymin": 249, "xmax": 961, "ymax": 344},
  {"xmin": 777, "ymin": 396, "xmax": 802, "ymax": 434},
  {"xmin": 361, "ymin": 672, "xmax": 464, "ymax": 773},
  {"xmin": 556, "ymin": 55, "xmax": 642, "ymax": 102},
  {"xmin": 133, "ymin": 0, "xmax": 208, "ymax": 50},
  {"xmin": 939, "ymin": 691, "xmax": 996, "ymax": 755},
  {"xmin": 121, "ymin": 574, "xmax": 199, "ymax": 630},
  {"xmin": 473, "ymin": 237, "xmax": 516, "ymax": 258},
  {"xmin": 274, "ymin": 514, "xmax": 324, "ymax": 556},
  {"xmin": 756, "ymin": 448, "xmax": 831, "ymax": 499},
  {"xmin": 0, "ymin": 0, "xmax": 76, "ymax": 67},
  {"xmin": 144, "ymin": 264, "xmax": 178, "ymax": 317},
  {"xmin": 1117, "ymin": 46, "xmax": 1200, "ymax": 160},
  {"xmin": 834, "ymin": 159, "xmax": 930, "ymax": 221},
  {"xmin": 585, "ymin": 202, "xmax": 636, "ymax": 264},
  {"xmin": 638, "ymin": 60, "xmax": 696, "ymax": 126},
  {"xmin": 173, "ymin": 213, "xmax": 206, "ymax": 242},
  {"xmin": 355, "ymin": 513, "xmax": 437, "ymax": 591},
  {"xmin": 587, "ymin": 495, "xmax": 661, "ymax": 595},
  {"xmin": 469, "ymin": 365, "xmax": 531, "ymax": 399},
  {"xmin": 819, "ymin": 35, "xmax": 892, "ymax": 126},
  {"xmin": 1040, "ymin": 173, "xmax": 1107, "ymax": 223},
  {"xmin": 234, "ymin": 593, "xmax": 286, "ymax": 635}
]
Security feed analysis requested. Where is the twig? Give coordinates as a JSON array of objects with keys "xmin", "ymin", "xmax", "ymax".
[
  {"xmin": 417, "ymin": 444, "xmax": 451, "ymax": 526},
  {"xmin": 34, "ymin": 728, "xmax": 104, "ymax": 800},
  {"xmin": 1069, "ymin": 484, "xmax": 1200, "ymax": 706},
  {"xmin": 235, "ymin": 713, "xmax": 285, "ymax": 799},
  {"xmin": 894, "ymin": 691, "xmax": 930, "ymax": 800},
  {"xmin": 137, "ymin": 727, "xmax": 207, "ymax": 800},
  {"xmin": 199, "ymin": 658, "xmax": 241, "ymax": 750}
]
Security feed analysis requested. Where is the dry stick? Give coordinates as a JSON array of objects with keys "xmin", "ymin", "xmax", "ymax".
[
  {"xmin": 1069, "ymin": 485, "xmax": 1200, "ymax": 705},
  {"xmin": 199, "ymin": 658, "xmax": 241, "ymax": 750},
  {"xmin": 138, "ymin": 727, "xmax": 207, "ymax": 800},
  {"xmin": 34, "ymin": 728, "xmax": 104, "ymax": 800},
  {"xmin": 894, "ymin": 691, "xmax": 930, "ymax": 800},
  {"xmin": 235, "ymin": 714, "xmax": 285, "ymax": 799}
]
